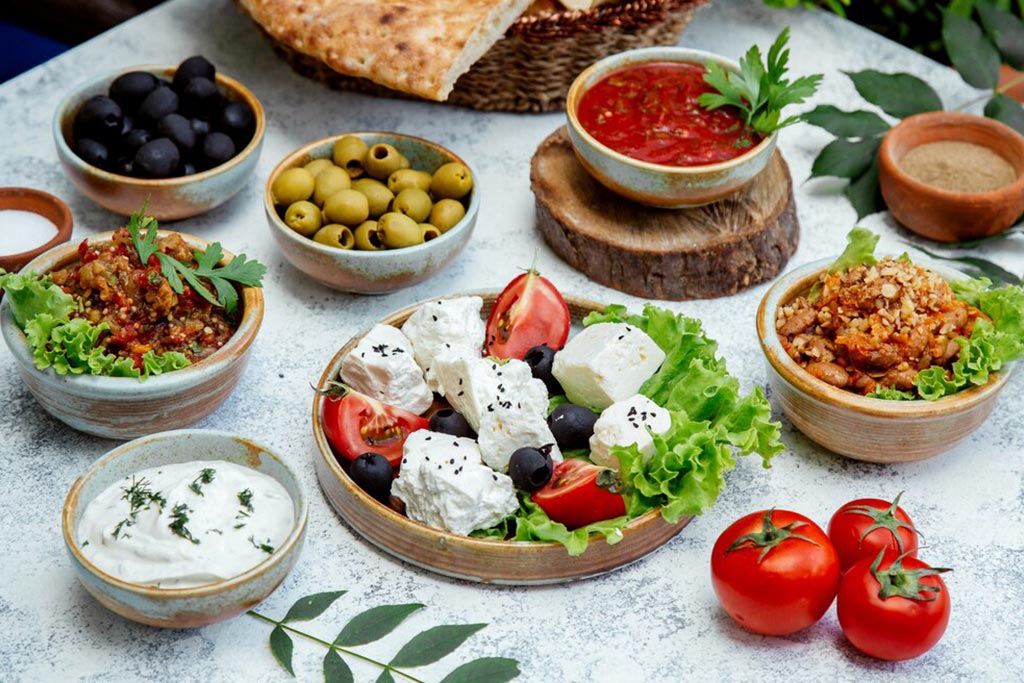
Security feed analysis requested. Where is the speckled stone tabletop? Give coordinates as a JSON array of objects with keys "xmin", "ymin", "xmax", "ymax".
[{"xmin": 1, "ymin": 1, "xmax": 1022, "ymax": 681}]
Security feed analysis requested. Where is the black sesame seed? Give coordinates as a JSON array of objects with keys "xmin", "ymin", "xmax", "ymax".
[{"xmin": 432, "ymin": 315, "xmax": 438, "ymax": 321}]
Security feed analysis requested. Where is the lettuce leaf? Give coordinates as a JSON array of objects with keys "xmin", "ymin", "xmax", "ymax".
[
  {"xmin": 829, "ymin": 227, "xmax": 879, "ymax": 274},
  {"xmin": 866, "ymin": 386, "xmax": 916, "ymax": 400},
  {"xmin": 0, "ymin": 270, "xmax": 74, "ymax": 328}
]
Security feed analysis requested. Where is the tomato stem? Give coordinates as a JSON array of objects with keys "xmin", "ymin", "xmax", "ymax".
[
  {"xmin": 870, "ymin": 549, "xmax": 952, "ymax": 602},
  {"xmin": 844, "ymin": 491, "xmax": 922, "ymax": 554},
  {"xmin": 725, "ymin": 509, "xmax": 821, "ymax": 563}
]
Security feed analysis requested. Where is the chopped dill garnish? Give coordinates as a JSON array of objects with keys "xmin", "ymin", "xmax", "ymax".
[
  {"xmin": 238, "ymin": 488, "xmax": 254, "ymax": 513},
  {"xmin": 113, "ymin": 476, "xmax": 166, "ymax": 539},
  {"xmin": 249, "ymin": 536, "xmax": 275, "ymax": 554},
  {"xmin": 169, "ymin": 503, "xmax": 199, "ymax": 544},
  {"xmin": 189, "ymin": 468, "xmax": 216, "ymax": 496}
]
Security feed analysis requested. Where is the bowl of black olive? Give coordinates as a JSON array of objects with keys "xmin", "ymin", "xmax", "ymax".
[{"xmin": 53, "ymin": 56, "xmax": 264, "ymax": 221}]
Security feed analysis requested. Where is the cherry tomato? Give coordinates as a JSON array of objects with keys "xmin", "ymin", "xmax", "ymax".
[
  {"xmin": 484, "ymin": 268, "xmax": 570, "ymax": 360},
  {"xmin": 828, "ymin": 492, "xmax": 920, "ymax": 570},
  {"xmin": 531, "ymin": 459, "xmax": 626, "ymax": 529},
  {"xmin": 710, "ymin": 509, "xmax": 841, "ymax": 636},
  {"xmin": 320, "ymin": 384, "xmax": 428, "ymax": 468},
  {"xmin": 837, "ymin": 551, "xmax": 951, "ymax": 661}
]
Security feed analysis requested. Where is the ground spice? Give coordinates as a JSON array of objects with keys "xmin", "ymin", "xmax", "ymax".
[{"xmin": 900, "ymin": 140, "xmax": 1018, "ymax": 193}]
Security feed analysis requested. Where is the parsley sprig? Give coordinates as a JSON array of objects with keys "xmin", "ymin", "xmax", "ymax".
[
  {"xmin": 127, "ymin": 208, "xmax": 266, "ymax": 314},
  {"xmin": 698, "ymin": 28, "xmax": 823, "ymax": 137}
]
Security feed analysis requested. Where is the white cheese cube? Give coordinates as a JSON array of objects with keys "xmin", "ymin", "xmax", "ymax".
[
  {"xmin": 392, "ymin": 431, "xmax": 518, "ymax": 536},
  {"xmin": 589, "ymin": 394, "xmax": 672, "ymax": 470},
  {"xmin": 477, "ymin": 403, "xmax": 563, "ymax": 473},
  {"xmin": 433, "ymin": 356, "xmax": 548, "ymax": 432},
  {"xmin": 340, "ymin": 324, "xmax": 433, "ymax": 414},
  {"xmin": 401, "ymin": 296, "xmax": 486, "ymax": 392},
  {"xmin": 552, "ymin": 323, "xmax": 665, "ymax": 410}
]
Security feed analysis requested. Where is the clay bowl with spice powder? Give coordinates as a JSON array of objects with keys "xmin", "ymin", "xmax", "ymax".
[
  {"xmin": 757, "ymin": 257, "xmax": 1012, "ymax": 463},
  {"xmin": 879, "ymin": 111, "xmax": 1024, "ymax": 243}
]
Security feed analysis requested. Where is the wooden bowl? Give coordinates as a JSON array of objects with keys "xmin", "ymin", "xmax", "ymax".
[
  {"xmin": 312, "ymin": 293, "xmax": 692, "ymax": 584},
  {"xmin": 0, "ymin": 188, "xmax": 73, "ymax": 273},
  {"xmin": 0, "ymin": 231, "xmax": 264, "ymax": 439},
  {"xmin": 53, "ymin": 65, "xmax": 265, "ymax": 221},
  {"xmin": 756, "ymin": 258, "xmax": 1012, "ymax": 463},
  {"xmin": 879, "ymin": 111, "xmax": 1024, "ymax": 243}
]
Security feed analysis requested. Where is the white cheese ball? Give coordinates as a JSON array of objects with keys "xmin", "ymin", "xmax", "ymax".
[
  {"xmin": 589, "ymin": 394, "xmax": 672, "ymax": 471},
  {"xmin": 341, "ymin": 324, "xmax": 433, "ymax": 414},
  {"xmin": 401, "ymin": 296, "xmax": 486, "ymax": 393}
]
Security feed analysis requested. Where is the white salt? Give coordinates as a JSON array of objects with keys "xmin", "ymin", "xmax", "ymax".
[{"xmin": 0, "ymin": 210, "xmax": 59, "ymax": 255}]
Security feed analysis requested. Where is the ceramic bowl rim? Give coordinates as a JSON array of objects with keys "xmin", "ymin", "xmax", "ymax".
[
  {"xmin": 62, "ymin": 429, "xmax": 308, "ymax": 599},
  {"xmin": 0, "ymin": 187, "xmax": 74, "ymax": 266}
]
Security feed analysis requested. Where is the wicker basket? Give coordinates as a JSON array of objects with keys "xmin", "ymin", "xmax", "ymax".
[{"xmin": 236, "ymin": 0, "xmax": 708, "ymax": 112}]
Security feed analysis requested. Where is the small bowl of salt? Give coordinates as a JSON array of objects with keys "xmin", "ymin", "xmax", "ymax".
[{"xmin": 0, "ymin": 188, "xmax": 73, "ymax": 273}]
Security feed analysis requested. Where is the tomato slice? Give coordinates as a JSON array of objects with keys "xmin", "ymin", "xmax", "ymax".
[
  {"xmin": 484, "ymin": 268, "xmax": 570, "ymax": 360},
  {"xmin": 321, "ymin": 386, "xmax": 428, "ymax": 468},
  {"xmin": 531, "ymin": 459, "xmax": 626, "ymax": 529}
]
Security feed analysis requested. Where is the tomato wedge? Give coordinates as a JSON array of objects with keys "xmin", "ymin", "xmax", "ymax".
[
  {"xmin": 320, "ymin": 385, "xmax": 428, "ymax": 468},
  {"xmin": 531, "ymin": 459, "xmax": 626, "ymax": 529},
  {"xmin": 484, "ymin": 268, "xmax": 570, "ymax": 360}
]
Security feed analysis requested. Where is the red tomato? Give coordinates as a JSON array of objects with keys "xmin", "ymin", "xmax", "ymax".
[
  {"xmin": 828, "ymin": 493, "xmax": 920, "ymax": 570},
  {"xmin": 837, "ymin": 551, "xmax": 951, "ymax": 661},
  {"xmin": 484, "ymin": 268, "xmax": 570, "ymax": 360},
  {"xmin": 320, "ymin": 385, "xmax": 428, "ymax": 468},
  {"xmin": 531, "ymin": 459, "xmax": 626, "ymax": 529},
  {"xmin": 711, "ymin": 509, "xmax": 841, "ymax": 636}
]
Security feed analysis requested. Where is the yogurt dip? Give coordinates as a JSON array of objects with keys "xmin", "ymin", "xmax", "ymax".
[
  {"xmin": 0, "ymin": 209, "xmax": 58, "ymax": 255},
  {"xmin": 78, "ymin": 460, "xmax": 294, "ymax": 588}
]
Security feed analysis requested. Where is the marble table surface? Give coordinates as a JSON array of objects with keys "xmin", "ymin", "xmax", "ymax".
[{"xmin": 1, "ymin": 0, "xmax": 1022, "ymax": 681}]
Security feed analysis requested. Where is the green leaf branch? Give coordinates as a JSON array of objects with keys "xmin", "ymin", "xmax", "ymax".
[{"xmin": 247, "ymin": 591, "xmax": 520, "ymax": 683}]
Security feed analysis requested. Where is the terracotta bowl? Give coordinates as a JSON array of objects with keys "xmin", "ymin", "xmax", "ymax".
[
  {"xmin": 0, "ymin": 188, "xmax": 74, "ymax": 273},
  {"xmin": 312, "ymin": 293, "xmax": 692, "ymax": 584},
  {"xmin": 0, "ymin": 230, "xmax": 264, "ymax": 439},
  {"xmin": 265, "ymin": 132, "xmax": 478, "ymax": 294},
  {"xmin": 63, "ymin": 430, "xmax": 307, "ymax": 628},
  {"xmin": 565, "ymin": 47, "xmax": 778, "ymax": 208},
  {"xmin": 879, "ymin": 111, "xmax": 1024, "ymax": 243},
  {"xmin": 53, "ymin": 65, "xmax": 265, "ymax": 221},
  {"xmin": 757, "ymin": 258, "xmax": 1012, "ymax": 463}
]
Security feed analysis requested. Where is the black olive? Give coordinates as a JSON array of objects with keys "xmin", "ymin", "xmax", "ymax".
[
  {"xmin": 508, "ymin": 447, "xmax": 553, "ymax": 492},
  {"xmin": 548, "ymin": 404, "xmax": 599, "ymax": 451},
  {"xmin": 190, "ymin": 118, "xmax": 211, "ymax": 137},
  {"xmin": 108, "ymin": 71, "xmax": 158, "ymax": 112},
  {"xmin": 428, "ymin": 408, "xmax": 475, "ymax": 439},
  {"xmin": 173, "ymin": 55, "xmax": 216, "ymax": 91},
  {"xmin": 216, "ymin": 101, "xmax": 255, "ymax": 147},
  {"xmin": 137, "ymin": 86, "xmax": 179, "ymax": 125},
  {"xmin": 75, "ymin": 138, "xmax": 110, "ymax": 169},
  {"xmin": 120, "ymin": 114, "xmax": 134, "ymax": 136},
  {"xmin": 199, "ymin": 131, "xmax": 236, "ymax": 169},
  {"xmin": 74, "ymin": 95, "xmax": 124, "ymax": 144},
  {"xmin": 158, "ymin": 113, "xmax": 197, "ymax": 155},
  {"xmin": 133, "ymin": 138, "xmax": 180, "ymax": 178},
  {"xmin": 118, "ymin": 128, "xmax": 152, "ymax": 157},
  {"xmin": 523, "ymin": 344, "xmax": 563, "ymax": 394},
  {"xmin": 349, "ymin": 452, "xmax": 393, "ymax": 503},
  {"xmin": 180, "ymin": 76, "xmax": 221, "ymax": 118},
  {"xmin": 113, "ymin": 157, "xmax": 135, "ymax": 176},
  {"xmin": 181, "ymin": 162, "xmax": 197, "ymax": 176}
]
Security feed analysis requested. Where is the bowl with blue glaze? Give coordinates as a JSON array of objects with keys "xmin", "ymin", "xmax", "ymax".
[
  {"xmin": 62, "ymin": 430, "xmax": 307, "ymax": 628},
  {"xmin": 264, "ymin": 132, "xmax": 479, "ymax": 294},
  {"xmin": 54, "ymin": 65, "xmax": 265, "ymax": 221}
]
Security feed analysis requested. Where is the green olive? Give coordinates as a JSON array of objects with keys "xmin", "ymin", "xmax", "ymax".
[
  {"xmin": 420, "ymin": 223, "xmax": 442, "ymax": 242},
  {"xmin": 397, "ymin": 154, "xmax": 411, "ymax": 170},
  {"xmin": 388, "ymin": 169, "xmax": 432, "ymax": 194},
  {"xmin": 313, "ymin": 224, "xmax": 355, "ymax": 250},
  {"xmin": 314, "ymin": 166, "xmax": 352, "ymax": 206},
  {"xmin": 352, "ymin": 178, "xmax": 394, "ymax": 218},
  {"xmin": 303, "ymin": 158, "xmax": 334, "ymax": 177},
  {"xmin": 378, "ymin": 212, "xmax": 423, "ymax": 248},
  {"xmin": 364, "ymin": 143, "xmax": 404, "ymax": 180},
  {"xmin": 332, "ymin": 136, "xmax": 369, "ymax": 178},
  {"xmin": 430, "ymin": 162, "xmax": 473, "ymax": 200},
  {"xmin": 272, "ymin": 167, "xmax": 315, "ymax": 205},
  {"xmin": 428, "ymin": 198, "xmax": 466, "ymax": 232},
  {"xmin": 354, "ymin": 221, "xmax": 386, "ymax": 251},
  {"xmin": 392, "ymin": 188, "xmax": 433, "ymax": 223},
  {"xmin": 284, "ymin": 200, "xmax": 322, "ymax": 237},
  {"xmin": 323, "ymin": 189, "xmax": 370, "ymax": 227}
]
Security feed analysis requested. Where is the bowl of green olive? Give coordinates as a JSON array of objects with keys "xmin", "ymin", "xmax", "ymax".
[{"xmin": 264, "ymin": 132, "xmax": 478, "ymax": 294}]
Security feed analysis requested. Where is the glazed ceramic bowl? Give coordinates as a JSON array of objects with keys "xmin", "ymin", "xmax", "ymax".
[
  {"xmin": 312, "ymin": 293, "xmax": 692, "ymax": 584},
  {"xmin": 879, "ymin": 111, "xmax": 1024, "ymax": 243},
  {"xmin": 63, "ymin": 430, "xmax": 307, "ymax": 628},
  {"xmin": 757, "ymin": 257, "xmax": 1012, "ymax": 462},
  {"xmin": 565, "ymin": 47, "xmax": 778, "ymax": 208},
  {"xmin": 265, "ymin": 132, "xmax": 479, "ymax": 294},
  {"xmin": 0, "ymin": 230, "xmax": 264, "ymax": 439},
  {"xmin": 0, "ymin": 188, "xmax": 74, "ymax": 273},
  {"xmin": 54, "ymin": 64, "xmax": 265, "ymax": 221}
]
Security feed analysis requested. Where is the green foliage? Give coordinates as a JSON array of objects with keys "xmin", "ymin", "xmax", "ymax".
[{"xmin": 762, "ymin": 0, "xmax": 850, "ymax": 16}]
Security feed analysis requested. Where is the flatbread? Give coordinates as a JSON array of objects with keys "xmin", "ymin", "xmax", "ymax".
[{"xmin": 239, "ymin": 0, "xmax": 535, "ymax": 101}]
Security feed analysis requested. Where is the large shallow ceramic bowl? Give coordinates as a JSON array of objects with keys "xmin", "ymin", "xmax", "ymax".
[
  {"xmin": 0, "ymin": 188, "xmax": 73, "ymax": 273},
  {"xmin": 757, "ymin": 257, "xmax": 1012, "ymax": 462},
  {"xmin": 265, "ymin": 132, "xmax": 479, "ymax": 294},
  {"xmin": 0, "ymin": 230, "xmax": 264, "ymax": 439},
  {"xmin": 565, "ymin": 47, "xmax": 778, "ymax": 208},
  {"xmin": 312, "ymin": 293, "xmax": 692, "ymax": 584},
  {"xmin": 63, "ymin": 430, "xmax": 307, "ymax": 628},
  {"xmin": 54, "ymin": 64, "xmax": 265, "ymax": 221}
]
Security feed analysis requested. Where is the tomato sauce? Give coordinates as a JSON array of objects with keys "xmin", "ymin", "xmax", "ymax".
[{"xmin": 576, "ymin": 61, "xmax": 761, "ymax": 167}]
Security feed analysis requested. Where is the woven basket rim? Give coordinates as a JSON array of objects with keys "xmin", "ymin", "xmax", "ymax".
[{"xmin": 511, "ymin": 0, "xmax": 706, "ymax": 36}]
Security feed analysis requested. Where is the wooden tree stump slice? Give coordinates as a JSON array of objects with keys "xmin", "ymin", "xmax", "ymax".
[{"xmin": 531, "ymin": 127, "xmax": 800, "ymax": 300}]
